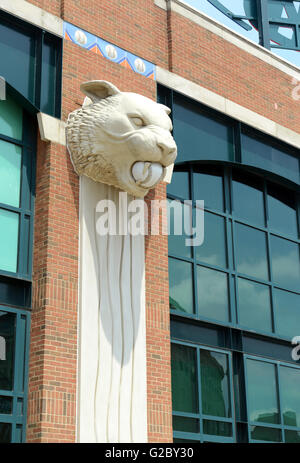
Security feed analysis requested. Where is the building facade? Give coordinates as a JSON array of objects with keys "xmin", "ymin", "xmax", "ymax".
[{"xmin": 0, "ymin": 0, "xmax": 299, "ymax": 443}]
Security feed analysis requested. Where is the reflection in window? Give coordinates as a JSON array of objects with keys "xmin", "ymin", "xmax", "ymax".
[
  {"xmin": 173, "ymin": 93, "xmax": 234, "ymax": 164},
  {"xmin": 270, "ymin": 235, "xmax": 300, "ymax": 292},
  {"xmin": 280, "ymin": 366, "xmax": 300, "ymax": 428},
  {"xmin": 238, "ymin": 279, "xmax": 272, "ymax": 332},
  {"xmin": 232, "ymin": 172, "xmax": 265, "ymax": 226},
  {"xmin": 267, "ymin": 184, "xmax": 298, "ymax": 238},
  {"xmin": 197, "ymin": 266, "xmax": 229, "ymax": 322},
  {"xmin": 200, "ymin": 350, "xmax": 231, "ymax": 418},
  {"xmin": 171, "ymin": 343, "xmax": 198, "ymax": 413},
  {"xmin": 169, "ymin": 258, "xmax": 194, "ymax": 314},
  {"xmin": 246, "ymin": 359, "xmax": 280, "ymax": 424},
  {"xmin": 0, "ymin": 312, "xmax": 15, "ymax": 391},
  {"xmin": 235, "ymin": 224, "xmax": 269, "ymax": 281}
]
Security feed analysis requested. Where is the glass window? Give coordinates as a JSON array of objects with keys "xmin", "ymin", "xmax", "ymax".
[
  {"xmin": 171, "ymin": 343, "xmax": 234, "ymax": 442},
  {"xmin": 0, "ymin": 19, "xmax": 35, "ymax": 103},
  {"xmin": 273, "ymin": 289, "xmax": 300, "ymax": 339},
  {"xmin": 168, "ymin": 200, "xmax": 192, "ymax": 259},
  {"xmin": 232, "ymin": 172, "xmax": 265, "ymax": 226},
  {"xmin": 0, "ymin": 423, "xmax": 11, "ymax": 443},
  {"xmin": 250, "ymin": 425, "xmax": 282, "ymax": 442},
  {"xmin": 40, "ymin": 38, "xmax": 57, "ymax": 116},
  {"xmin": 0, "ymin": 140, "xmax": 22, "ymax": 207},
  {"xmin": 0, "ymin": 311, "xmax": 15, "ymax": 390},
  {"xmin": 171, "ymin": 343, "xmax": 198, "ymax": 413},
  {"xmin": 235, "ymin": 224, "xmax": 269, "ymax": 281},
  {"xmin": 200, "ymin": 350, "xmax": 231, "ymax": 418},
  {"xmin": 193, "ymin": 169, "xmax": 224, "ymax": 212},
  {"xmin": 0, "ymin": 309, "xmax": 29, "ymax": 443},
  {"xmin": 246, "ymin": 359, "xmax": 280, "ymax": 424},
  {"xmin": 197, "ymin": 266, "xmax": 229, "ymax": 322},
  {"xmin": 242, "ymin": 133, "xmax": 300, "ymax": 184},
  {"xmin": 0, "ymin": 14, "xmax": 62, "ymax": 117},
  {"xmin": 267, "ymin": 184, "xmax": 298, "ymax": 238},
  {"xmin": 196, "ymin": 212, "xmax": 227, "ymax": 268},
  {"xmin": 169, "ymin": 258, "xmax": 194, "ymax": 314},
  {"xmin": 237, "ymin": 278, "xmax": 272, "ymax": 332},
  {"xmin": 0, "ymin": 209, "xmax": 19, "ymax": 273},
  {"xmin": 280, "ymin": 366, "xmax": 300, "ymax": 427},
  {"xmin": 0, "ymin": 94, "xmax": 23, "ymax": 140},
  {"xmin": 173, "ymin": 94, "xmax": 234, "ymax": 164},
  {"xmin": 168, "ymin": 165, "xmax": 300, "ymax": 338},
  {"xmin": 167, "ymin": 170, "xmax": 189, "ymax": 199},
  {"xmin": 270, "ymin": 235, "xmax": 300, "ymax": 292}
]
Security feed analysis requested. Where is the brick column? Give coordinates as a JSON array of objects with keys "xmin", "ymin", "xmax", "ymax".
[
  {"xmin": 26, "ymin": 138, "xmax": 79, "ymax": 442},
  {"xmin": 145, "ymin": 183, "xmax": 173, "ymax": 442}
]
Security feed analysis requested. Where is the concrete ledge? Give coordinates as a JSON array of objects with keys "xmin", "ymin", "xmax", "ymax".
[
  {"xmin": 157, "ymin": 66, "xmax": 300, "ymax": 150},
  {"xmin": 154, "ymin": 0, "xmax": 300, "ymax": 80},
  {"xmin": 0, "ymin": 0, "xmax": 63, "ymax": 36},
  {"xmin": 37, "ymin": 112, "xmax": 66, "ymax": 145}
]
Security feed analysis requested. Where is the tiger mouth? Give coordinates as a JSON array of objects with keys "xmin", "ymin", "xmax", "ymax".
[{"xmin": 131, "ymin": 161, "xmax": 165, "ymax": 189}]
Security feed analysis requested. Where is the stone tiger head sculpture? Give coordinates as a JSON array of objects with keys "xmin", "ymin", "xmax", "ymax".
[{"xmin": 66, "ymin": 80, "xmax": 177, "ymax": 197}]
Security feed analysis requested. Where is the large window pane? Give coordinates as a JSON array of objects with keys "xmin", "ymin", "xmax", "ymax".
[
  {"xmin": 285, "ymin": 430, "xmax": 300, "ymax": 443},
  {"xmin": 203, "ymin": 420, "xmax": 232, "ymax": 437},
  {"xmin": 232, "ymin": 172, "xmax": 265, "ymax": 226},
  {"xmin": 0, "ymin": 423, "xmax": 11, "ymax": 443},
  {"xmin": 201, "ymin": 350, "xmax": 231, "ymax": 418},
  {"xmin": 167, "ymin": 170, "xmax": 189, "ymax": 199},
  {"xmin": 267, "ymin": 184, "xmax": 298, "ymax": 238},
  {"xmin": 280, "ymin": 366, "xmax": 300, "ymax": 427},
  {"xmin": 0, "ymin": 140, "xmax": 22, "ymax": 207},
  {"xmin": 0, "ymin": 311, "xmax": 15, "ymax": 390},
  {"xmin": 193, "ymin": 169, "xmax": 224, "ymax": 212},
  {"xmin": 168, "ymin": 200, "xmax": 192, "ymax": 259},
  {"xmin": 246, "ymin": 359, "xmax": 280, "ymax": 424},
  {"xmin": 235, "ymin": 224, "xmax": 269, "ymax": 281},
  {"xmin": 0, "ymin": 396, "xmax": 12, "ymax": 414},
  {"xmin": 197, "ymin": 266, "xmax": 229, "ymax": 322},
  {"xmin": 173, "ymin": 94, "xmax": 234, "ymax": 163},
  {"xmin": 173, "ymin": 416, "xmax": 199, "ymax": 433},
  {"xmin": 273, "ymin": 289, "xmax": 300, "ymax": 339},
  {"xmin": 0, "ymin": 19, "xmax": 35, "ymax": 103},
  {"xmin": 169, "ymin": 258, "xmax": 194, "ymax": 314},
  {"xmin": 40, "ymin": 38, "xmax": 57, "ymax": 116},
  {"xmin": 270, "ymin": 235, "xmax": 300, "ymax": 292},
  {"xmin": 237, "ymin": 279, "xmax": 272, "ymax": 333},
  {"xmin": 250, "ymin": 426, "xmax": 282, "ymax": 442},
  {"xmin": 0, "ymin": 94, "xmax": 23, "ymax": 140},
  {"xmin": 0, "ymin": 209, "xmax": 19, "ymax": 273},
  {"xmin": 196, "ymin": 212, "xmax": 227, "ymax": 268},
  {"xmin": 171, "ymin": 344, "xmax": 198, "ymax": 413},
  {"xmin": 242, "ymin": 133, "xmax": 300, "ymax": 184}
]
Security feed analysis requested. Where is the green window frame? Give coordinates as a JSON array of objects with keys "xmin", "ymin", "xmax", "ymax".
[
  {"xmin": 168, "ymin": 165, "xmax": 300, "ymax": 342},
  {"xmin": 0, "ymin": 306, "xmax": 30, "ymax": 443},
  {"xmin": 0, "ymin": 10, "xmax": 62, "ymax": 118},
  {"xmin": 171, "ymin": 340, "xmax": 236, "ymax": 443},
  {"xmin": 0, "ymin": 91, "xmax": 36, "ymax": 280}
]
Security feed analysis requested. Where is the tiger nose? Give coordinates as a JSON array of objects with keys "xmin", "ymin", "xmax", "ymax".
[{"xmin": 157, "ymin": 141, "xmax": 177, "ymax": 164}]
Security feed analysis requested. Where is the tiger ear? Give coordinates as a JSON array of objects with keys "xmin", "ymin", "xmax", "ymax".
[
  {"xmin": 80, "ymin": 80, "xmax": 120, "ymax": 103},
  {"xmin": 159, "ymin": 104, "xmax": 171, "ymax": 115}
]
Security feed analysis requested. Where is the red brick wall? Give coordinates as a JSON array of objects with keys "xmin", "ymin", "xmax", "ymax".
[
  {"xmin": 27, "ymin": 139, "xmax": 79, "ymax": 442},
  {"xmin": 145, "ymin": 183, "xmax": 173, "ymax": 443}
]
